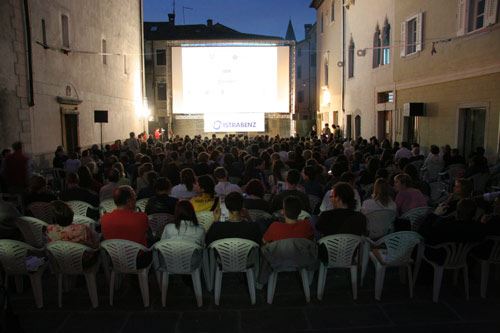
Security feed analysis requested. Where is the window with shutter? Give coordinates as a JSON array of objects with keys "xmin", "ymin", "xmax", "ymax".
[
  {"xmin": 401, "ymin": 13, "xmax": 423, "ymax": 57},
  {"xmin": 382, "ymin": 20, "xmax": 391, "ymax": 65},
  {"xmin": 373, "ymin": 26, "xmax": 381, "ymax": 68}
]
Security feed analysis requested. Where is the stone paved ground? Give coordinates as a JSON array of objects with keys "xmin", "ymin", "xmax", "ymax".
[{"xmin": 7, "ymin": 264, "xmax": 500, "ymax": 333}]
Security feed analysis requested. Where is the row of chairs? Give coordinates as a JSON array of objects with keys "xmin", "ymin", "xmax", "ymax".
[{"xmin": 1, "ymin": 231, "xmax": 499, "ymax": 309}]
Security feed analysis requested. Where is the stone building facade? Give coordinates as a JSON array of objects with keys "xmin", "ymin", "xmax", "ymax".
[{"xmin": 0, "ymin": 0, "xmax": 145, "ymax": 166}]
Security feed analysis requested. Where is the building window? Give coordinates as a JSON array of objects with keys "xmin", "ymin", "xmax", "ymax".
[
  {"xmin": 41, "ymin": 19, "xmax": 47, "ymax": 46},
  {"xmin": 157, "ymin": 82, "xmax": 166, "ymax": 101},
  {"xmin": 298, "ymin": 48, "xmax": 302, "ymax": 57},
  {"xmin": 156, "ymin": 49, "xmax": 166, "ymax": 66},
  {"xmin": 311, "ymin": 52, "xmax": 316, "ymax": 67},
  {"xmin": 400, "ymin": 13, "xmax": 423, "ymax": 57},
  {"xmin": 372, "ymin": 25, "xmax": 381, "ymax": 68},
  {"xmin": 123, "ymin": 55, "xmax": 127, "ymax": 74},
  {"xmin": 321, "ymin": 13, "xmax": 324, "ymax": 33},
  {"xmin": 298, "ymin": 90, "xmax": 304, "ymax": 104},
  {"xmin": 468, "ymin": 0, "xmax": 486, "ymax": 31},
  {"xmin": 348, "ymin": 39, "xmax": 355, "ymax": 78},
  {"xmin": 377, "ymin": 91, "xmax": 394, "ymax": 103},
  {"xmin": 330, "ymin": 0, "xmax": 335, "ymax": 22},
  {"xmin": 61, "ymin": 14, "xmax": 69, "ymax": 48},
  {"xmin": 102, "ymin": 39, "xmax": 107, "ymax": 65},
  {"xmin": 382, "ymin": 20, "xmax": 391, "ymax": 65},
  {"xmin": 324, "ymin": 59, "xmax": 329, "ymax": 86},
  {"xmin": 297, "ymin": 65, "xmax": 302, "ymax": 79}
]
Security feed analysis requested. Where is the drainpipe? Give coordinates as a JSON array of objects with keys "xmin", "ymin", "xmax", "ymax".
[
  {"xmin": 341, "ymin": 2, "xmax": 345, "ymax": 127},
  {"xmin": 139, "ymin": 0, "xmax": 147, "ymax": 132},
  {"xmin": 22, "ymin": 0, "xmax": 34, "ymax": 106}
]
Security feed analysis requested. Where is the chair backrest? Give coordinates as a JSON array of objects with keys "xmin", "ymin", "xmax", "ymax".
[
  {"xmin": 154, "ymin": 240, "xmax": 202, "ymax": 274},
  {"xmin": 401, "ymin": 207, "xmax": 431, "ymax": 231},
  {"xmin": 308, "ymin": 195, "xmax": 321, "ymax": 212},
  {"xmin": 298, "ymin": 210, "xmax": 311, "ymax": 220},
  {"xmin": 66, "ymin": 200, "xmax": 95, "ymax": 217},
  {"xmin": 136, "ymin": 198, "xmax": 149, "ymax": 212},
  {"xmin": 364, "ymin": 209, "xmax": 396, "ymax": 239},
  {"xmin": 209, "ymin": 238, "xmax": 259, "ymax": 272},
  {"xmin": 318, "ymin": 234, "xmax": 362, "ymax": 267},
  {"xmin": 247, "ymin": 209, "xmax": 273, "ymax": 222},
  {"xmin": 72, "ymin": 215, "xmax": 98, "ymax": 230},
  {"xmin": 376, "ymin": 231, "xmax": 421, "ymax": 265},
  {"xmin": 46, "ymin": 241, "xmax": 95, "ymax": 274},
  {"xmin": 485, "ymin": 236, "xmax": 500, "ymax": 263},
  {"xmin": 28, "ymin": 202, "xmax": 54, "ymax": 223},
  {"xmin": 148, "ymin": 213, "xmax": 174, "ymax": 237},
  {"xmin": 0, "ymin": 239, "xmax": 38, "ymax": 274},
  {"xmin": 99, "ymin": 199, "xmax": 117, "ymax": 216},
  {"xmin": 100, "ymin": 239, "xmax": 149, "ymax": 273},
  {"xmin": 431, "ymin": 242, "xmax": 478, "ymax": 268},
  {"xmin": 15, "ymin": 216, "xmax": 48, "ymax": 248},
  {"xmin": 196, "ymin": 211, "xmax": 214, "ymax": 231}
]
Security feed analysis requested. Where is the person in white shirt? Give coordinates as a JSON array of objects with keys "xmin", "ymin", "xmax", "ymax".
[
  {"xmin": 213, "ymin": 167, "xmax": 242, "ymax": 198},
  {"xmin": 394, "ymin": 142, "xmax": 413, "ymax": 161},
  {"xmin": 162, "ymin": 200, "xmax": 205, "ymax": 247},
  {"xmin": 361, "ymin": 178, "xmax": 397, "ymax": 214},
  {"xmin": 171, "ymin": 168, "xmax": 198, "ymax": 199}
]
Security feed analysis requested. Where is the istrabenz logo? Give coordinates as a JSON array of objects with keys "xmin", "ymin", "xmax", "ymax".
[{"xmin": 213, "ymin": 120, "xmax": 222, "ymax": 130}]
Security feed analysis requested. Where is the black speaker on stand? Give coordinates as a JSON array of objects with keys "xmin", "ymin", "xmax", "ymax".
[{"xmin": 94, "ymin": 110, "xmax": 108, "ymax": 149}]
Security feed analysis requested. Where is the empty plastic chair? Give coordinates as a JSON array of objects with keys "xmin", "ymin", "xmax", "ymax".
[
  {"xmin": 0, "ymin": 240, "xmax": 46, "ymax": 308},
  {"xmin": 368, "ymin": 231, "xmax": 421, "ymax": 300},
  {"xmin": 46, "ymin": 241, "xmax": 100, "ymax": 308},
  {"xmin": 100, "ymin": 240, "xmax": 152, "ymax": 307},
  {"xmin": 154, "ymin": 240, "xmax": 203, "ymax": 307},
  {"xmin": 196, "ymin": 211, "xmax": 215, "ymax": 231},
  {"xmin": 401, "ymin": 207, "xmax": 431, "ymax": 231},
  {"xmin": 66, "ymin": 200, "xmax": 96, "ymax": 218},
  {"xmin": 317, "ymin": 234, "xmax": 362, "ymax": 300},
  {"xmin": 208, "ymin": 238, "xmax": 259, "ymax": 305}
]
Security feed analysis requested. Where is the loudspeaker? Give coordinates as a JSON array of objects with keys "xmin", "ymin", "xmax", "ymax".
[
  {"xmin": 94, "ymin": 110, "xmax": 108, "ymax": 123},
  {"xmin": 403, "ymin": 103, "xmax": 425, "ymax": 117}
]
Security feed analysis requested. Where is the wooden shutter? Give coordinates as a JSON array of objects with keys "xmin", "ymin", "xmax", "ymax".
[
  {"xmin": 416, "ymin": 13, "xmax": 423, "ymax": 52},
  {"xmin": 486, "ymin": 0, "xmax": 499, "ymax": 26},
  {"xmin": 400, "ymin": 21, "xmax": 406, "ymax": 57},
  {"xmin": 457, "ymin": 0, "xmax": 467, "ymax": 36}
]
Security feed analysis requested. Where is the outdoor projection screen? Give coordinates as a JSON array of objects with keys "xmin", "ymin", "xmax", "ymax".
[{"xmin": 172, "ymin": 46, "xmax": 290, "ymax": 115}]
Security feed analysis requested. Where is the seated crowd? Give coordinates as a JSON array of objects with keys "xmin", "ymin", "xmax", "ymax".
[{"xmin": 1, "ymin": 131, "xmax": 500, "ymax": 300}]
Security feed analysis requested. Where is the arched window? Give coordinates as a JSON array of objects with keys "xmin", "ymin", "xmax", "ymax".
[
  {"xmin": 372, "ymin": 25, "xmax": 381, "ymax": 68},
  {"xmin": 382, "ymin": 19, "xmax": 391, "ymax": 65},
  {"xmin": 348, "ymin": 39, "xmax": 355, "ymax": 78},
  {"xmin": 324, "ymin": 55, "xmax": 329, "ymax": 86}
]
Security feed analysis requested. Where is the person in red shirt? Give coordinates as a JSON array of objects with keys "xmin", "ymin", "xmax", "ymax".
[
  {"xmin": 263, "ymin": 196, "xmax": 314, "ymax": 244},
  {"xmin": 101, "ymin": 185, "xmax": 149, "ymax": 246}
]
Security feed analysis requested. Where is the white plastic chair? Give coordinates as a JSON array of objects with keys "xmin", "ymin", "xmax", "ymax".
[
  {"xmin": 208, "ymin": 238, "xmax": 259, "ymax": 305},
  {"xmin": 0, "ymin": 240, "xmax": 46, "ymax": 308},
  {"xmin": 15, "ymin": 216, "xmax": 48, "ymax": 248},
  {"xmin": 364, "ymin": 209, "xmax": 396, "ymax": 240},
  {"xmin": 66, "ymin": 200, "xmax": 96, "ymax": 217},
  {"xmin": 472, "ymin": 236, "xmax": 500, "ymax": 298},
  {"xmin": 422, "ymin": 242, "xmax": 477, "ymax": 302},
  {"xmin": 99, "ymin": 199, "xmax": 117, "ymax": 216},
  {"xmin": 317, "ymin": 234, "xmax": 362, "ymax": 300},
  {"xmin": 401, "ymin": 207, "xmax": 431, "ymax": 231},
  {"xmin": 28, "ymin": 202, "xmax": 54, "ymax": 223},
  {"xmin": 154, "ymin": 240, "xmax": 203, "ymax": 307},
  {"xmin": 247, "ymin": 209, "xmax": 273, "ymax": 222},
  {"xmin": 72, "ymin": 215, "xmax": 98, "ymax": 231},
  {"xmin": 100, "ymin": 240, "xmax": 152, "ymax": 307},
  {"xmin": 136, "ymin": 198, "xmax": 149, "ymax": 212},
  {"xmin": 368, "ymin": 231, "xmax": 421, "ymax": 300},
  {"xmin": 148, "ymin": 213, "xmax": 175, "ymax": 239},
  {"xmin": 196, "ymin": 211, "xmax": 215, "ymax": 231},
  {"xmin": 46, "ymin": 241, "xmax": 100, "ymax": 308}
]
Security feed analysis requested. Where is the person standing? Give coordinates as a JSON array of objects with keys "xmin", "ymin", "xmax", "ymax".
[
  {"xmin": 322, "ymin": 123, "xmax": 332, "ymax": 137},
  {"xmin": 1, "ymin": 141, "xmax": 31, "ymax": 194}
]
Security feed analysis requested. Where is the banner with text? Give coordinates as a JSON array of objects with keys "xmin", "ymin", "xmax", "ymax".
[{"xmin": 204, "ymin": 113, "xmax": 265, "ymax": 132}]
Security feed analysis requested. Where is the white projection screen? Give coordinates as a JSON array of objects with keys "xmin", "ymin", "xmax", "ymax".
[{"xmin": 172, "ymin": 46, "xmax": 290, "ymax": 114}]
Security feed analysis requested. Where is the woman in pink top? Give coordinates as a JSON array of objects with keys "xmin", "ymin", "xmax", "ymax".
[{"xmin": 394, "ymin": 173, "xmax": 428, "ymax": 216}]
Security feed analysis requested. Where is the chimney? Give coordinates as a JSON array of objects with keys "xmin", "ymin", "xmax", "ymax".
[
  {"xmin": 168, "ymin": 13, "xmax": 175, "ymax": 25},
  {"xmin": 207, "ymin": 19, "xmax": 213, "ymax": 27}
]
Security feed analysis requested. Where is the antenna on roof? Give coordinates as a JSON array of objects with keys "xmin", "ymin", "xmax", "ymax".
[
  {"xmin": 182, "ymin": 6, "xmax": 193, "ymax": 24},
  {"xmin": 172, "ymin": 0, "xmax": 176, "ymax": 15}
]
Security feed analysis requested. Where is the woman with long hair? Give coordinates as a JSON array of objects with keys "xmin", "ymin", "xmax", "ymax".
[
  {"xmin": 361, "ymin": 178, "xmax": 397, "ymax": 214},
  {"xmin": 161, "ymin": 200, "xmax": 205, "ymax": 246},
  {"xmin": 171, "ymin": 168, "xmax": 198, "ymax": 199}
]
